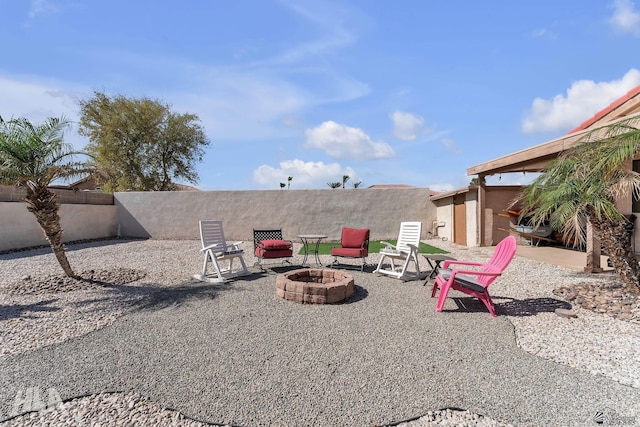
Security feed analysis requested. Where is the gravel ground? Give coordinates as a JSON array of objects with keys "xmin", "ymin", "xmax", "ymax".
[{"xmin": 0, "ymin": 238, "xmax": 639, "ymax": 426}]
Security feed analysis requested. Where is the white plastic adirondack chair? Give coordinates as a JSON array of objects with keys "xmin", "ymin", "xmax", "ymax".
[
  {"xmin": 193, "ymin": 220, "xmax": 251, "ymax": 283},
  {"xmin": 375, "ymin": 221, "xmax": 422, "ymax": 280}
]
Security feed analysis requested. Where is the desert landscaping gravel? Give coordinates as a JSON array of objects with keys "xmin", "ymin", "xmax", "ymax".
[{"xmin": 1, "ymin": 238, "xmax": 639, "ymax": 426}]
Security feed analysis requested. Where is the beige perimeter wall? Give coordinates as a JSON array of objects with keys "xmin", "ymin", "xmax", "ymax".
[
  {"xmin": 0, "ymin": 203, "xmax": 118, "ymax": 252},
  {"xmin": 0, "ymin": 185, "xmax": 117, "ymax": 252},
  {"xmin": 115, "ymin": 188, "xmax": 437, "ymax": 242}
]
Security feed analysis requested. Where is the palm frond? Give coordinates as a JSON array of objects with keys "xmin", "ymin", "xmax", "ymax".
[{"xmin": 0, "ymin": 115, "xmax": 89, "ymax": 188}]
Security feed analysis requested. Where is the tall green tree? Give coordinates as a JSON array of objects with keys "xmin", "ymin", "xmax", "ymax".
[
  {"xmin": 519, "ymin": 116, "xmax": 640, "ymax": 293},
  {"xmin": 78, "ymin": 91, "xmax": 210, "ymax": 192},
  {"xmin": 0, "ymin": 116, "xmax": 88, "ymax": 277}
]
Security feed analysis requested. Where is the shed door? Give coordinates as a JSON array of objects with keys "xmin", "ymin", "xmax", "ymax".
[{"xmin": 453, "ymin": 195, "xmax": 467, "ymax": 246}]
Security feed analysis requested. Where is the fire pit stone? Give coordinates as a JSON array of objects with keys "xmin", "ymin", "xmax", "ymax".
[{"xmin": 276, "ymin": 268, "xmax": 355, "ymax": 304}]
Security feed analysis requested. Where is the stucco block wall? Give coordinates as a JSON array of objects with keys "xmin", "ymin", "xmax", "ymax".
[
  {"xmin": 115, "ymin": 188, "xmax": 437, "ymax": 242},
  {"xmin": 485, "ymin": 186, "xmax": 521, "ymax": 244},
  {"xmin": 431, "ymin": 186, "xmax": 519, "ymax": 247},
  {"xmin": 433, "ymin": 203, "xmax": 453, "ymax": 241},
  {"xmin": 0, "ymin": 185, "xmax": 113, "ymax": 205},
  {"xmin": 0, "ymin": 203, "xmax": 118, "ymax": 252},
  {"xmin": 464, "ymin": 192, "xmax": 478, "ymax": 247}
]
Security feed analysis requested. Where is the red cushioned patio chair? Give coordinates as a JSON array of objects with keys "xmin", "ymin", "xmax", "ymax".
[
  {"xmin": 431, "ymin": 235, "xmax": 517, "ymax": 317},
  {"xmin": 330, "ymin": 227, "xmax": 370, "ymax": 271},
  {"xmin": 253, "ymin": 229, "xmax": 293, "ymax": 270}
]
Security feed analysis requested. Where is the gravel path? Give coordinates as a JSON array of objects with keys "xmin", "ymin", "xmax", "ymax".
[{"xmin": 1, "ymin": 239, "xmax": 639, "ymax": 426}]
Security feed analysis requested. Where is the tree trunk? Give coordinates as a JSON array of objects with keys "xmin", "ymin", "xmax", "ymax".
[
  {"xmin": 585, "ymin": 222, "xmax": 602, "ymax": 273},
  {"xmin": 24, "ymin": 186, "xmax": 75, "ymax": 277},
  {"xmin": 591, "ymin": 216, "xmax": 640, "ymax": 294}
]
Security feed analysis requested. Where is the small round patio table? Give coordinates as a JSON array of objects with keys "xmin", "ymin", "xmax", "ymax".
[{"xmin": 298, "ymin": 234, "xmax": 327, "ymax": 267}]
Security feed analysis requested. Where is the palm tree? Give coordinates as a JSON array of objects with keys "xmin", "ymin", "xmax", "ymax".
[
  {"xmin": 352, "ymin": 181, "xmax": 362, "ymax": 188},
  {"xmin": 342, "ymin": 175, "xmax": 350, "ymax": 189},
  {"xmin": 327, "ymin": 182, "xmax": 342, "ymax": 189},
  {"xmin": 0, "ymin": 116, "xmax": 89, "ymax": 277},
  {"xmin": 519, "ymin": 115, "xmax": 640, "ymax": 293},
  {"xmin": 287, "ymin": 176, "xmax": 293, "ymax": 189}
]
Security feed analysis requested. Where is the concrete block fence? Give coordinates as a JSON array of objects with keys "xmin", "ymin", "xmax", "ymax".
[
  {"xmin": 115, "ymin": 188, "xmax": 437, "ymax": 242},
  {"xmin": 0, "ymin": 187, "xmax": 437, "ymax": 251},
  {"xmin": 0, "ymin": 185, "xmax": 116, "ymax": 252}
]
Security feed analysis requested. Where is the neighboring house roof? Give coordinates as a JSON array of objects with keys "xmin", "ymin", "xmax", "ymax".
[
  {"xmin": 568, "ymin": 85, "xmax": 640, "ymax": 134},
  {"xmin": 468, "ymin": 85, "xmax": 640, "ymax": 177},
  {"xmin": 48, "ymin": 175, "xmax": 97, "ymax": 191},
  {"xmin": 368, "ymin": 184, "xmax": 440, "ymax": 197},
  {"xmin": 49, "ymin": 175, "xmax": 201, "ymax": 192},
  {"xmin": 174, "ymin": 183, "xmax": 200, "ymax": 191},
  {"xmin": 367, "ymin": 184, "xmax": 417, "ymax": 189},
  {"xmin": 430, "ymin": 186, "xmax": 473, "ymax": 201}
]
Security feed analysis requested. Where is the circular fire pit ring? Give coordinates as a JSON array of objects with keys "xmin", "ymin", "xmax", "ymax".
[{"xmin": 276, "ymin": 268, "xmax": 355, "ymax": 304}]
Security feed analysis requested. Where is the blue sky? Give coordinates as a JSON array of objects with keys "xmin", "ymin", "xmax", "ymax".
[{"xmin": 1, "ymin": 0, "xmax": 640, "ymax": 191}]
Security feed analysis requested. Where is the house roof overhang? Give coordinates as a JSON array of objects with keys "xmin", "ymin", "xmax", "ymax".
[
  {"xmin": 430, "ymin": 186, "xmax": 474, "ymax": 201},
  {"xmin": 467, "ymin": 111, "xmax": 640, "ymax": 177}
]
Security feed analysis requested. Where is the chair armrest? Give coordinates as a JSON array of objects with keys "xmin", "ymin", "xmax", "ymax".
[
  {"xmin": 380, "ymin": 241, "xmax": 395, "ymax": 249},
  {"xmin": 406, "ymin": 244, "xmax": 419, "ymax": 252},
  {"xmin": 444, "ymin": 269, "xmax": 500, "ymax": 293},
  {"xmin": 442, "ymin": 260, "xmax": 483, "ymax": 269},
  {"xmin": 201, "ymin": 243, "xmax": 222, "ymax": 252},
  {"xmin": 227, "ymin": 241, "xmax": 243, "ymax": 250},
  {"xmin": 449, "ymin": 269, "xmax": 501, "ymax": 278}
]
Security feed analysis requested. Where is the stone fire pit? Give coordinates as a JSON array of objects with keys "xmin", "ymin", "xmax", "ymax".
[{"xmin": 276, "ymin": 268, "xmax": 355, "ymax": 304}]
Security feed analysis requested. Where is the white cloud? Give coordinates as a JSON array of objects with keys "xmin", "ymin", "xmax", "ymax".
[
  {"xmin": 610, "ymin": 0, "xmax": 640, "ymax": 35},
  {"xmin": 427, "ymin": 172, "xmax": 476, "ymax": 192},
  {"xmin": 427, "ymin": 183, "xmax": 455, "ymax": 193},
  {"xmin": 532, "ymin": 28, "xmax": 558, "ymax": 41},
  {"xmin": 3, "ymin": 0, "xmax": 371, "ymax": 144},
  {"xmin": 0, "ymin": 73, "xmax": 88, "ymax": 149},
  {"xmin": 304, "ymin": 121, "xmax": 396, "ymax": 160},
  {"xmin": 521, "ymin": 68, "xmax": 640, "ymax": 133},
  {"xmin": 485, "ymin": 172, "xmax": 540, "ymax": 186},
  {"xmin": 391, "ymin": 111, "xmax": 425, "ymax": 141},
  {"xmin": 252, "ymin": 159, "xmax": 357, "ymax": 189},
  {"xmin": 28, "ymin": 0, "xmax": 59, "ymax": 19},
  {"xmin": 0, "ymin": 74, "xmax": 80, "ymax": 120},
  {"xmin": 441, "ymin": 138, "xmax": 462, "ymax": 154},
  {"xmin": 173, "ymin": 69, "xmax": 310, "ymax": 140}
]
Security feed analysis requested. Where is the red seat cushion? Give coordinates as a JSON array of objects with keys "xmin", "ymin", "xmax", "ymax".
[
  {"xmin": 331, "ymin": 247, "xmax": 368, "ymax": 258},
  {"xmin": 258, "ymin": 239, "xmax": 292, "ymax": 250},
  {"xmin": 341, "ymin": 228, "xmax": 369, "ymax": 248},
  {"xmin": 256, "ymin": 248, "xmax": 293, "ymax": 258}
]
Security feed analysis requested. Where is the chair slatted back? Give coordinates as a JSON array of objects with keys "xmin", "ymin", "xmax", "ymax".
[
  {"xmin": 396, "ymin": 221, "xmax": 422, "ymax": 253},
  {"xmin": 477, "ymin": 236, "xmax": 517, "ymax": 286},
  {"xmin": 199, "ymin": 220, "xmax": 229, "ymax": 252}
]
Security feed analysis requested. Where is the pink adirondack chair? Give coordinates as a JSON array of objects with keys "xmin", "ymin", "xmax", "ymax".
[{"xmin": 431, "ymin": 236, "xmax": 517, "ymax": 317}]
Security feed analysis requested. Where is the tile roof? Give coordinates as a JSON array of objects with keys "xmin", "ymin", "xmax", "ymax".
[{"xmin": 568, "ymin": 84, "xmax": 640, "ymax": 134}]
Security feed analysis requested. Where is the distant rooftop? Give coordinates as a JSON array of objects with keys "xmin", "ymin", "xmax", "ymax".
[
  {"xmin": 568, "ymin": 85, "xmax": 640, "ymax": 134},
  {"xmin": 367, "ymin": 184, "xmax": 416, "ymax": 189}
]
